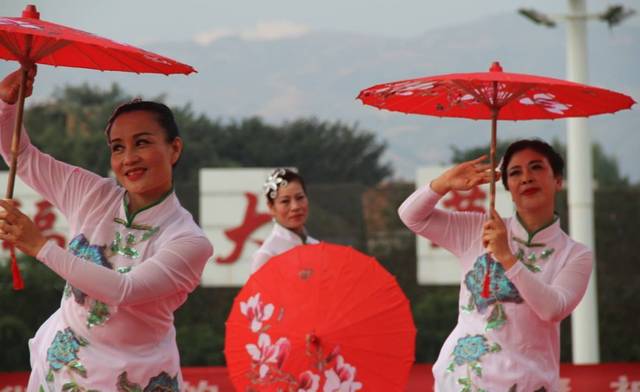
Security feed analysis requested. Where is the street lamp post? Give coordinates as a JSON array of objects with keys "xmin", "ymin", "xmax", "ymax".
[{"xmin": 518, "ymin": 1, "xmax": 636, "ymax": 364}]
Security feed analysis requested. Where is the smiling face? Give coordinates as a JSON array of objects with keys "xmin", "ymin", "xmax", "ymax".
[
  {"xmin": 109, "ymin": 110, "xmax": 182, "ymax": 211},
  {"xmin": 506, "ymin": 148, "xmax": 562, "ymax": 217},
  {"xmin": 268, "ymin": 180, "xmax": 309, "ymax": 233}
]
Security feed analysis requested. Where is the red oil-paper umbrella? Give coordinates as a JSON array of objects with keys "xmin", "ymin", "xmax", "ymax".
[
  {"xmin": 0, "ymin": 4, "xmax": 195, "ymax": 289},
  {"xmin": 358, "ymin": 61, "xmax": 634, "ymax": 298},
  {"xmin": 225, "ymin": 243, "xmax": 416, "ymax": 391}
]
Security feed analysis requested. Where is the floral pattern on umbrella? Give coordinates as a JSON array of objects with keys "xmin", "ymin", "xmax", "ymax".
[{"xmin": 239, "ymin": 293, "xmax": 363, "ymax": 391}]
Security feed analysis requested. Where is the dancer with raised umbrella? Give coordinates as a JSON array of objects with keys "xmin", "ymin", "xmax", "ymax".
[{"xmin": 0, "ymin": 5, "xmax": 211, "ymax": 391}]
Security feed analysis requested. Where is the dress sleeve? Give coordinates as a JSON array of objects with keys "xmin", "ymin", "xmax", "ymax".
[
  {"xmin": 36, "ymin": 235, "xmax": 214, "ymax": 306},
  {"xmin": 0, "ymin": 102, "xmax": 109, "ymax": 218},
  {"xmin": 398, "ymin": 185, "xmax": 487, "ymax": 257},
  {"xmin": 505, "ymin": 247, "xmax": 593, "ymax": 322},
  {"xmin": 251, "ymin": 249, "xmax": 272, "ymax": 274}
]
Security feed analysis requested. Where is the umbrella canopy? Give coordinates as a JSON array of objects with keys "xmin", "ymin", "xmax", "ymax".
[
  {"xmin": 0, "ymin": 5, "xmax": 194, "ymax": 74},
  {"xmin": 357, "ymin": 61, "xmax": 634, "ymax": 120},
  {"xmin": 357, "ymin": 61, "xmax": 635, "ymax": 212},
  {"xmin": 0, "ymin": 5, "xmax": 195, "ymax": 290},
  {"xmin": 225, "ymin": 243, "xmax": 416, "ymax": 392}
]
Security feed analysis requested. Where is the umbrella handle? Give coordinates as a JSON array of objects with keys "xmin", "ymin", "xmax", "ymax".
[
  {"xmin": 489, "ymin": 109, "xmax": 498, "ymax": 213},
  {"xmin": 4, "ymin": 66, "xmax": 29, "ymax": 200}
]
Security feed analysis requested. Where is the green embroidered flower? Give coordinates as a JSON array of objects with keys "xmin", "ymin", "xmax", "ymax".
[
  {"xmin": 117, "ymin": 371, "xmax": 179, "ymax": 392},
  {"xmin": 87, "ymin": 301, "xmax": 111, "ymax": 328},
  {"xmin": 111, "ymin": 227, "xmax": 159, "ymax": 260}
]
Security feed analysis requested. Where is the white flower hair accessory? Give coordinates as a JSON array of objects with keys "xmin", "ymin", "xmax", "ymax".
[{"xmin": 263, "ymin": 168, "xmax": 288, "ymax": 199}]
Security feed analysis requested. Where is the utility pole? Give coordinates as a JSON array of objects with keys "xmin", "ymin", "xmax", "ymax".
[{"xmin": 518, "ymin": 2, "xmax": 636, "ymax": 364}]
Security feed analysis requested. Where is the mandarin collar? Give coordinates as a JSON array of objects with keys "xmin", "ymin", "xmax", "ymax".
[
  {"xmin": 509, "ymin": 213, "xmax": 562, "ymax": 247},
  {"xmin": 117, "ymin": 189, "xmax": 178, "ymax": 228}
]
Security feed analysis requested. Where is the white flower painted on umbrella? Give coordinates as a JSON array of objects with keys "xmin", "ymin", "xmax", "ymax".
[
  {"xmin": 240, "ymin": 293, "xmax": 275, "ymax": 333},
  {"xmin": 297, "ymin": 370, "xmax": 320, "ymax": 392},
  {"xmin": 0, "ymin": 18, "xmax": 42, "ymax": 30},
  {"xmin": 520, "ymin": 93, "xmax": 572, "ymax": 114},
  {"xmin": 322, "ymin": 355, "xmax": 363, "ymax": 392},
  {"xmin": 245, "ymin": 333, "xmax": 291, "ymax": 379}
]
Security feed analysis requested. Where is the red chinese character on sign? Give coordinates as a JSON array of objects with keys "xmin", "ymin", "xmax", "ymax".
[
  {"xmin": 2, "ymin": 198, "xmax": 66, "ymax": 251},
  {"xmin": 610, "ymin": 375, "xmax": 640, "ymax": 392},
  {"xmin": 215, "ymin": 192, "xmax": 272, "ymax": 264},
  {"xmin": 442, "ymin": 187, "xmax": 487, "ymax": 213},
  {"xmin": 431, "ymin": 186, "xmax": 487, "ymax": 249},
  {"xmin": 34, "ymin": 200, "xmax": 66, "ymax": 247}
]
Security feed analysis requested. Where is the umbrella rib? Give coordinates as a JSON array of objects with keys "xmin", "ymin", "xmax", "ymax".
[
  {"xmin": 31, "ymin": 39, "xmax": 71, "ymax": 63},
  {"xmin": 119, "ymin": 47, "xmax": 171, "ymax": 74},
  {"xmin": 450, "ymin": 79, "xmax": 494, "ymax": 109},
  {"xmin": 500, "ymin": 83, "xmax": 537, "ymax": 111},
  {"xmin": 321, "ymin": 251, "xmax": 376, "ymax": 324},
  {"xmin": 0, "ymin": 32, "xmax": 24, "ymax": 59},
  {"xmin": 323, "ymin": 299, "xmax": 411, "ymax": 335},
  {"xmin": 69, "ymin": 43, "xmax": 106, "ymax": 69}
]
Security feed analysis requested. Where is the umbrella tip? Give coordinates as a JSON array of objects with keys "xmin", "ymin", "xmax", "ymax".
[
  {"xmin": 22, "ymin": 4, "xmax": 40, "ymax": 19},
  {"xmin": 490, "ymin": 61, "xmax": 503, "ymax": 72}
]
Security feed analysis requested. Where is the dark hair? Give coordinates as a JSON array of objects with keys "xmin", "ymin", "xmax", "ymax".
[
  {"xmin": 500, "ymin": 139, "xmax": 564, "ymax": 190},
  {"xmin": 105, "ymin": 99, "xmax": 180, "ymax": 142},
  {"xmin": 266, "ymin": 168, "xmax": 307, "ymax": 204}
]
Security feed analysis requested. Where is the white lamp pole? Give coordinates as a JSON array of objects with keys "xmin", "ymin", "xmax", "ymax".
[{"xmin": 566, "ymin": 0, "xmax": 600, "ymax": 364}]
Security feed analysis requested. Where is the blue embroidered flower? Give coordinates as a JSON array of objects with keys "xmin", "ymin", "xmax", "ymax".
[
  {"xmin": 144, "ymin": 371, "xmax": 179, "ymax": 392},
  {"xmin": 46, "ymin": 328, "xmax": 88, "ymax": 376},
  {"xmin": 67, "ymin": 234, "xmax": 112, "ymax": 305},
  {"xmin": 465, "ymin": 253, "xmax": 523, "ymax": 312},
  {"xmin": 452, "ymin": 335, "xmax": 490, "ymax": 366}
]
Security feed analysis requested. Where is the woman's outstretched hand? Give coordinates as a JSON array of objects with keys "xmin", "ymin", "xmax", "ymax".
[
  {"xmin": 482, "ymin": 209, "xmax": 517, "ymax": 270},
  {"xmin": 431, "ymin": 155, "xmax": 498, "ymax": 195},
  {"xmin": 0, "ymin": 65, "xmax": 37, "ymax": 105},
  {"xmin": 0, "ymin": 199, "xmax": 47, "ymax": 258}
]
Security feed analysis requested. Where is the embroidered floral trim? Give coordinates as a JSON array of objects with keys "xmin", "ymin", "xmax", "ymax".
[
  {"xmin": 116, "ymin": 370, "xmax": 179, "ymax": 392},
  {"xmin": 446, "ymin": 334, "xmax": 501, "ymax": 392},
  {"xmin": 66, "ymin": 234, "xmax": 114, "ymax": 329},
  {"xmin": 45, "ymin": 328, "xmax": 91, "ymax": 391},
  {"xmin": 508, "ymin": 384, "xmax": 547, "ymax": 392},
  {"xmin": 110, "ymin": 226, "xmax": 159, "ymax": 259},
  {"xmin": 462, "ymin": 254, "xmax": 523, "ymax": 331},
  {"xmin": 515, "ymin": 247, "xmax": 555, "ymax": 273}
]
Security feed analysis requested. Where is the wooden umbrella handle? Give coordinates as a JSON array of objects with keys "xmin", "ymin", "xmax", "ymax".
[{"xmin": 5, "ymin": 66, "xmax": 29, "ymax": 200}]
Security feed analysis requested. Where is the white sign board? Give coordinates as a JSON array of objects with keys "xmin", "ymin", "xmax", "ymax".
[
  {"xmin": 0, "ymin": 172, "xmax": 69, "ymax": 261},
  {"xmin": 199, "ymin": 168, "xmax": 277, "ymax": 287},
  {"xmin": 416, "ymin": 166, "xmax": 512, "ymax": 285}
]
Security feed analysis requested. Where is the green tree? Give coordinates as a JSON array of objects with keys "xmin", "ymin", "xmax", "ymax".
[{"xmin": 213, "ymin": 117, "xmax": 391, "ymax": 186}]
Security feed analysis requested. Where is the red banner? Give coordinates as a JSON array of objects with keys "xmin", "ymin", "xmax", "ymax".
[{"xmin": 1, "ymin": 363, "xmax": 639, "ymax": 391}]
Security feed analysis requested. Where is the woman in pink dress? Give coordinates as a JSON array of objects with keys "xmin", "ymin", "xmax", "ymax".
[
  {"xmin": 398, "ymin": 140, "xmax": 593, "ymax": 391},
  {"xmin": 0, "ymin": 67, "xmax": 213, "ymax": 391}
]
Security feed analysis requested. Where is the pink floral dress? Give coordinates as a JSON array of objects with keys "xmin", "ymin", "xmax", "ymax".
[
  {"xmin": 1, "ymin": 102, "xmax": 213, "ymax": 392},
  {"xmin": 399, "ymin": 185, "xmax": 592, "ymax": 392}
]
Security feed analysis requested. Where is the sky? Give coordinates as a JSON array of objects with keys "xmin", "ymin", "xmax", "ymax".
[
  {"xmin": 1, "ymin": 0, "xmax": 638, "ymax": 181},
  {"xmin": 2, "ymin": 0, "xmax": 639, "ymax": 46}
]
